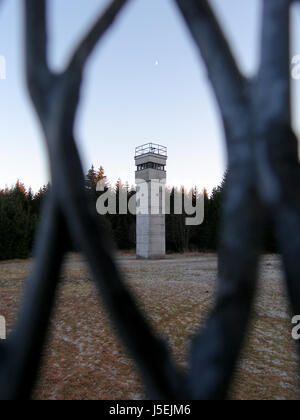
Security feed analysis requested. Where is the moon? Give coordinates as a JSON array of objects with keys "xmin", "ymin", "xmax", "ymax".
[{"xmin": 154, "ymin": 60, "xmax": 159, "ymax": 66}]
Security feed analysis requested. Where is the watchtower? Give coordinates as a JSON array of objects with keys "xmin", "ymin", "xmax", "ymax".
[{"xmin": 135, "ymin": 143, "xmax": 167, "ymax": 259}]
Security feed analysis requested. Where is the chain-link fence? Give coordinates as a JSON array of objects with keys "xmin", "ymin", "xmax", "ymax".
[{"xmin": 0, "ymin": 0, "xmax": 300, "ymax": 400}]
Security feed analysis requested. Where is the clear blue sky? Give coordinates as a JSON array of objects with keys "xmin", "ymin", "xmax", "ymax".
[{"xmin": 0, "ymin": 0, "xmax": 300, "ymax": 193}]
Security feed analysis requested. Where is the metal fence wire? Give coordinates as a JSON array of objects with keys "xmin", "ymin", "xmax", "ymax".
[{"xmin": 1, "ymin": 0, "xmax": 300, "ymax": 400}]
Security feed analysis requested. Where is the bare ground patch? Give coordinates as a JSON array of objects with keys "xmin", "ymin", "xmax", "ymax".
[{"xmin": 0, "ymin": 253, "xmax": 298, "ymax": 400}]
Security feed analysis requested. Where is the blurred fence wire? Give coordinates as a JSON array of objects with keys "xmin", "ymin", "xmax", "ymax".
[{"xmin": 0, "ymin": 0, "xmax": 300, "ymax": 400}]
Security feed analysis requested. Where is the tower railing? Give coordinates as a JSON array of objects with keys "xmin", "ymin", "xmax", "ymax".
[{"xmin": 135, "ymin": 143, "xmax": 167, "ymax": 158}]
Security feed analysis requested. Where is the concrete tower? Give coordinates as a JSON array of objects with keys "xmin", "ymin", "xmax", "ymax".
[{"xmin": 135, "ymin": 143, "xmax": 167, "ymax": 259}]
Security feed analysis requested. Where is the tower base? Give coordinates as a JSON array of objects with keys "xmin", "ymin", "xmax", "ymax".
[{"xmin": 136, "ymin": 214, "xmax": 166, "ymax": 259}]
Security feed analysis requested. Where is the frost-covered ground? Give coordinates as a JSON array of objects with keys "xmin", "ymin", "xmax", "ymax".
[{"xmin": 0, "ymin": 253, "xmax": 298, "ymax": 400}]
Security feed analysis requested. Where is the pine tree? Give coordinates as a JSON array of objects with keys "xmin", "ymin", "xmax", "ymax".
[
  {"xmin": 85, "ymin": 165, "xmax": 97, "ymax": 193},
  {"xmin": 96, "ymin": 166, "xmax": 105, "ymax": 184}
]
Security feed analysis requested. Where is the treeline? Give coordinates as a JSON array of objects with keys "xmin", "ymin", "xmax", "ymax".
[
  {"xmin": 0, "ymin": 166, "xmax": 276, "ymax": 260},
  {"xmin": 0, "ymin": 182, "xmax": 48, "ymax": 260}
]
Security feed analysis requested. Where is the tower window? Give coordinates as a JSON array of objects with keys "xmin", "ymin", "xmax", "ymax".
[{"xmin": 137, "ymin": 163, "xmax": 165, "ymax": 171}]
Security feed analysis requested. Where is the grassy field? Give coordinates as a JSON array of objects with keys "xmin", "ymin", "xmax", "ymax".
[{"xmin": 0, "ymin": 253, "xmax": 298, "ymax": 400}]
